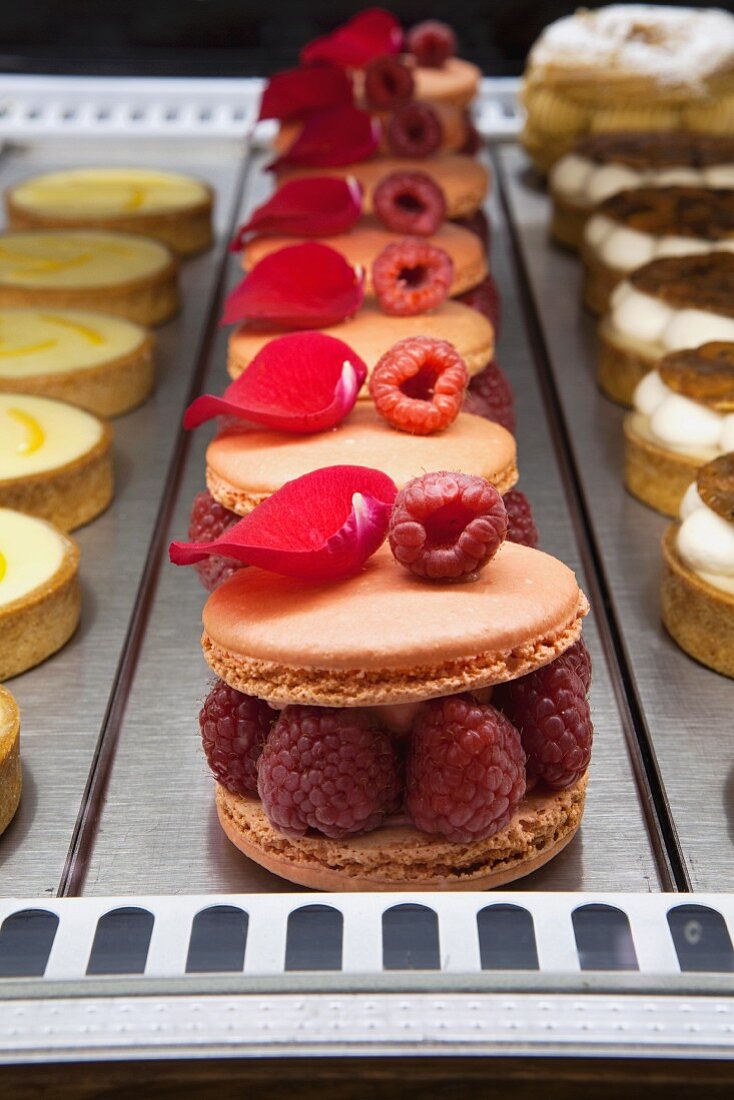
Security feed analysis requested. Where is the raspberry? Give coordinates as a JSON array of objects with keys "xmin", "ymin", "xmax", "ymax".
[
  {"xmin": 406, "ymin": 20, "xmax": 457, "ymax": 68},
  {"xmin": 200, "ymin": 679, "xmax": 275, "ymax": 797},
  {"xmin": 372, "ymin": 238, "xmax": 453, "ymax": 316},
  {"xmin": 493, "ymin": 663, "xmax": 593, "ymax": 790},
  {"xmin": 389, "ymin": 470, "xmax": 507, "ymax": 580},
  {"xmin": 388, "ymin": 102, "xmax": 443, "ymax": 158},
  {"xmin": 364, "ymin": 55, "xmax": 414, "ymax": 109},
  {"xmin": 464, "ymin": 360, "xmax": 515, "ymax": 433},
  {"xmin": 406, "ymin": 695, "xmax": 526, "ymax": 843},
  {"xmin": 370, "ymin": 336, "xmax": 468, "ymax": 435},
  {"xmin": 188, "ymin": 490, "xmax": 242, "ymax": 592},
  {"xmin": 503, "ymin": 489, "xmax": 539, "ymax": 549},
  {"xmin": 452, "ymin": 208, "xmax": 490, "ymax": 251},
  {"xmin": 373, "ymin": 171, "xmax": 446, "ymax": 237},
  {"xmin": 458, "ymin": 273, "xmax": 502, "ymax": 334},
  {"xmin": 557, "ymin": 638, "xmax": 592, "ymax": 694},
  {"xmin": 257, "ymin": 706, "xmax": 402, "ymax": 838},
  {"xmin": 459, "ymin": 112, "xmax": 482, "ymax": 156}
]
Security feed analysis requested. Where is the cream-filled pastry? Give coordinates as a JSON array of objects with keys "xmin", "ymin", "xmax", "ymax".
[
  {"xmin": 0, "ymin": 393, "xmax": 113, "ymax": 530},
  {"xmin": 0, "ymin": 230, "xmax": 178, "ymax": 326},
  {"xmin": 5, "ymin": 168, "xmax": 213, "ymax": 256},
  {"xmin": 661, "ymin": 453, "xmax": 734, "ymax": 677},
  {"xmin": 0, "ymin": 507, "xmax": 80, "ymax": 680},
  {"xmin": 0, "ymin": 308, "xmax": 154, "ymax": 416}
]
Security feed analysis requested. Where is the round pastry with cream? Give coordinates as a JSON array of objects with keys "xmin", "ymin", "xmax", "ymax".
[
  {"xmin": 661, "ymin": 453, "xmax": 734, "ymax": 678},
  {"xmin": 550, "ymin": 132, "xmax": 734, "ymax": 250},
  {"xmin": 0, "ymin": 308, "xmax": 154, "ymax": 417},
  {"xmin": 0, "ymin": 507, "xmax": 80, "ymax": 681},
  {"xmin": 0, "ymin": 685, "xmax": 21, "ymax": 836},
  {"xmin": 582, "ymin": 186, "xmax": 734, "ymax": 315},
  {"xmin": 625, "ymin": 343, "xmax": 734, "ymax": 516},
  {"xmin": 5, "ymin": 168, "xmax": 213, "ymax": 256},
  {"xmin": 227, "ymin": 299, "xmax": 494, "ymax": 387},
  {"xmin": 598, "ymin": 252, "xmax": 734, "ymax": 406},
  {"xmin": 277, "ymin": 154, "xmax": 489, "ymax": 220},
  {"xmin": 0, "ymin": 394, "xmax": 113, "ymax": 531},
  {"xmin": 241, "ymin": 216, "xmax": 486, "ymax": 298},
  {"xmin": 0, "ymin": 230, "xmax": 179, "ymax": 327},
  {"xmin": 521, "ymin": 5, "xmax": 734, "ymax": 173}
]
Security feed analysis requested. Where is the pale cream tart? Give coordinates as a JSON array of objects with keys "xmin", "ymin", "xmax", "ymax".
[
  {"xmin": 0, "ymin": 230, "xmax": 179, "ymax": 327},
  {"xmin": 550, "ymin": 132, "xmax": 734, "ymax": 250},
  {"xmin": 599, "ymin": 253, "xmax": 734, "ymax": 406},
  {"xmin": 0, "ymin": 308, "xmax": 154, "ymax": 417},
  {"xmin": 0, "ymin": 685, "xmax": 21, "ymax": 836},
  {"xmin": 522, "ymin": 5, "xmax": 734, "ymax": 173},
  {"xmin": 5, "ymin": 168, "xmax": 213, "ymax": 257},
  {"xmin": 661, "ymin": 454, "xmax": 734, "ymax": 678},
  {"xmin": 0, "ymin": 507, "xmax": 80, "ymax": 681},
  {"xmin": 582, "ymin": 187, "xmax": 734, "ymax": 315},
  {"xmin": 0, "ymin": 394, "xmax": 113, "ymax": 531},
  {"xmin": 625, "ymin": 343, "xmax": 734, "ymax": 516}
]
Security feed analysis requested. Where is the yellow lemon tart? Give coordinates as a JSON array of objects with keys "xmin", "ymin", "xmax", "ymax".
[
  {"xmin": 0, "ymin": 508, "xmax": 80, "ymax": 681},
  {"xmin": 0, "ymin": 394, "xmax": 113, "ymax": 531},
  {"xmin": 0, "ymin": 308, "xmax": 154, "ymax": 417},
  {"xmin": 0, "ymin": 685, "xmax": 21, "ymax": 836},
  {"xmin": 5, "ymin": 168, "xmax": 213, "ymax": 257},
  {"xmin": 0, "ymin": 230, "xmax": 179, "ymax": 326}
]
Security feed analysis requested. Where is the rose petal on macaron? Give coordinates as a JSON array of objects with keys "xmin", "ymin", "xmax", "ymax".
[
  {"xmin": 184, "ymin": 331, "xmax": 367, "ymax": 433},
  {"xmin": 230, "ymin": 176, "xmax": 363, "ymax": 250},
  {"xmin": 300, "ymin": 8, "xmax": 403, "ymax": 69},
  {"xmin": 258, "ymin": 63, "xmax": 353, "ymax": 122},
  {"xmin": 269, "ymin": 105, "xmax": 380, "ymax": 170},
  {"xmin": 170, "ymin": 465, "xmax": 398, "ymax": 582},
  {"xmin": 221, "ymin": 242, "xmax": 365, "ymax": 328}
]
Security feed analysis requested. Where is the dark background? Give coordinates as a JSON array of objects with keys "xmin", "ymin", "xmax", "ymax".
[{"xmin": 3, "ymin": 0, "xmax": 732, "ymax": 78}]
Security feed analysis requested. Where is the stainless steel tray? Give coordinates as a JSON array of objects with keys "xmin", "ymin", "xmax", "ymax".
[{"xmin": 1, "ymin": 79, "xmax": 734, "ymax": 1071}]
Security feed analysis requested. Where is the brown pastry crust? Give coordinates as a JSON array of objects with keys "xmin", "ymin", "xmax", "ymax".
[
  {"xmin": 630, "ymin": 252, "xmax": 734, "ymax": 318},
  {"xmin": 581, "ymin": 244, "xmax": 619, "ymax": 315},
  {"xmin": 215, "ymin": 773, "xmax": 587, "ymax": 891},
  {"xmin": 570, "ymin": 131, "xmax": 734, "ymax": 170},
  {"xmin": 0, "ymin": 259, "xmax": 180, "ymax": 328},
  {"xmin": 659, "ymin": 342, "xmax": 734, "ymax": 410},
  {"xmin": 623, "ymin": 413, "xmax": 703, "ymax": 517},
  {"xmin": 0, "ymin": 419, "xmax": 114, "ymax": 532},
  {"xmin": 0, "ymin": 685, "xmax": 21, "ymax": 835},
  {"xmin": 0, "ymin": 524, "xmax": 80, "ymax": 681},
  {"xmin": 5, "ymin": 188, "xmax": 214, "ymax": 257},
  {"xmin": 0, "ymin": 331, "xmax": 155, "ymax": 418},
  {"xmin": 550, "ymin": 193, "xmax": 588, "ymax": 251},
  {"xmin": 597, "ymin": 316, "xmax": 660, "ymax": 406},
  {"xmin": 661, "ymin": 525, "xmax": 734, "ymax": 679}
]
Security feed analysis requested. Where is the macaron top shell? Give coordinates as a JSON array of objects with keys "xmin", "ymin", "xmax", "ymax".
[
  {"xmin": 276, "ymin": 154, "xmax": 489, "ymax": 219},
  {"xmin": 242, "ymin": 217, "xmax": 486, "ymax": 297},
  {"xmin": 207, "ymin": 406, "xmax": 517, "ymax": 510},
  {"xmin": 202, "ymin": 543, "xmax": 588, "ymax": 706},
  {"xmin": 411, "ymin": 57, "xmax": 482, "ymax": 109},
  {"xmin": 227, "ymin": 299, "xmax": 494, "ymax": 385}
]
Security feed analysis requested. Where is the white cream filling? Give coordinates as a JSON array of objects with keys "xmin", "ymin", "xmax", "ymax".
[
  {"xmin": 552, "ymin": 154, "xmax": 734, "ymax": 205},
  {"xmin": 610, "ymin": 282, "xmax": 734, "ymax": 351},
  {"xmin": 585, "ymin": 214, "xmax": 734, "ymax": 274},
  {"xmin": 677, "ymin": 487, "xmax": 734, "ymax": 595},
  {"xmin": 633, "ymin": 372, "xmax": 727, "ymax": 455}
]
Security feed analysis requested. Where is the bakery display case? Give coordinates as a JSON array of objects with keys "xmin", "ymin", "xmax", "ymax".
[{"xmin": 1, "ymin": 29, "xmax": 734, "ymax": 1089}]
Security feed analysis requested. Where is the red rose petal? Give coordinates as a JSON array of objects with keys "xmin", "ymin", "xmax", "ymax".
[
  {"xmin": 170, "ymin": 465, "xmax": 397, "ymax": 582},
  {"xmin": 258, "ymin": 63, "xmax": 353, "ymax": 122},
  {"xmin": 269, "ymin": 105, "xmax": 380, "ymax": 171},
  {"xmin": 230, "ymin": 177, "xmax": 363, "ymax": 250},
  {"xmin": 184, "ymin": 331, "xmax": 367, "ymax": 433},
  {"xmin": 301, "ymin": 8, "xmax": 403, "ymax": 69},
  {"xmin": 221, "ymin": 242, "xmax": 365, "ymax": 329}
]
